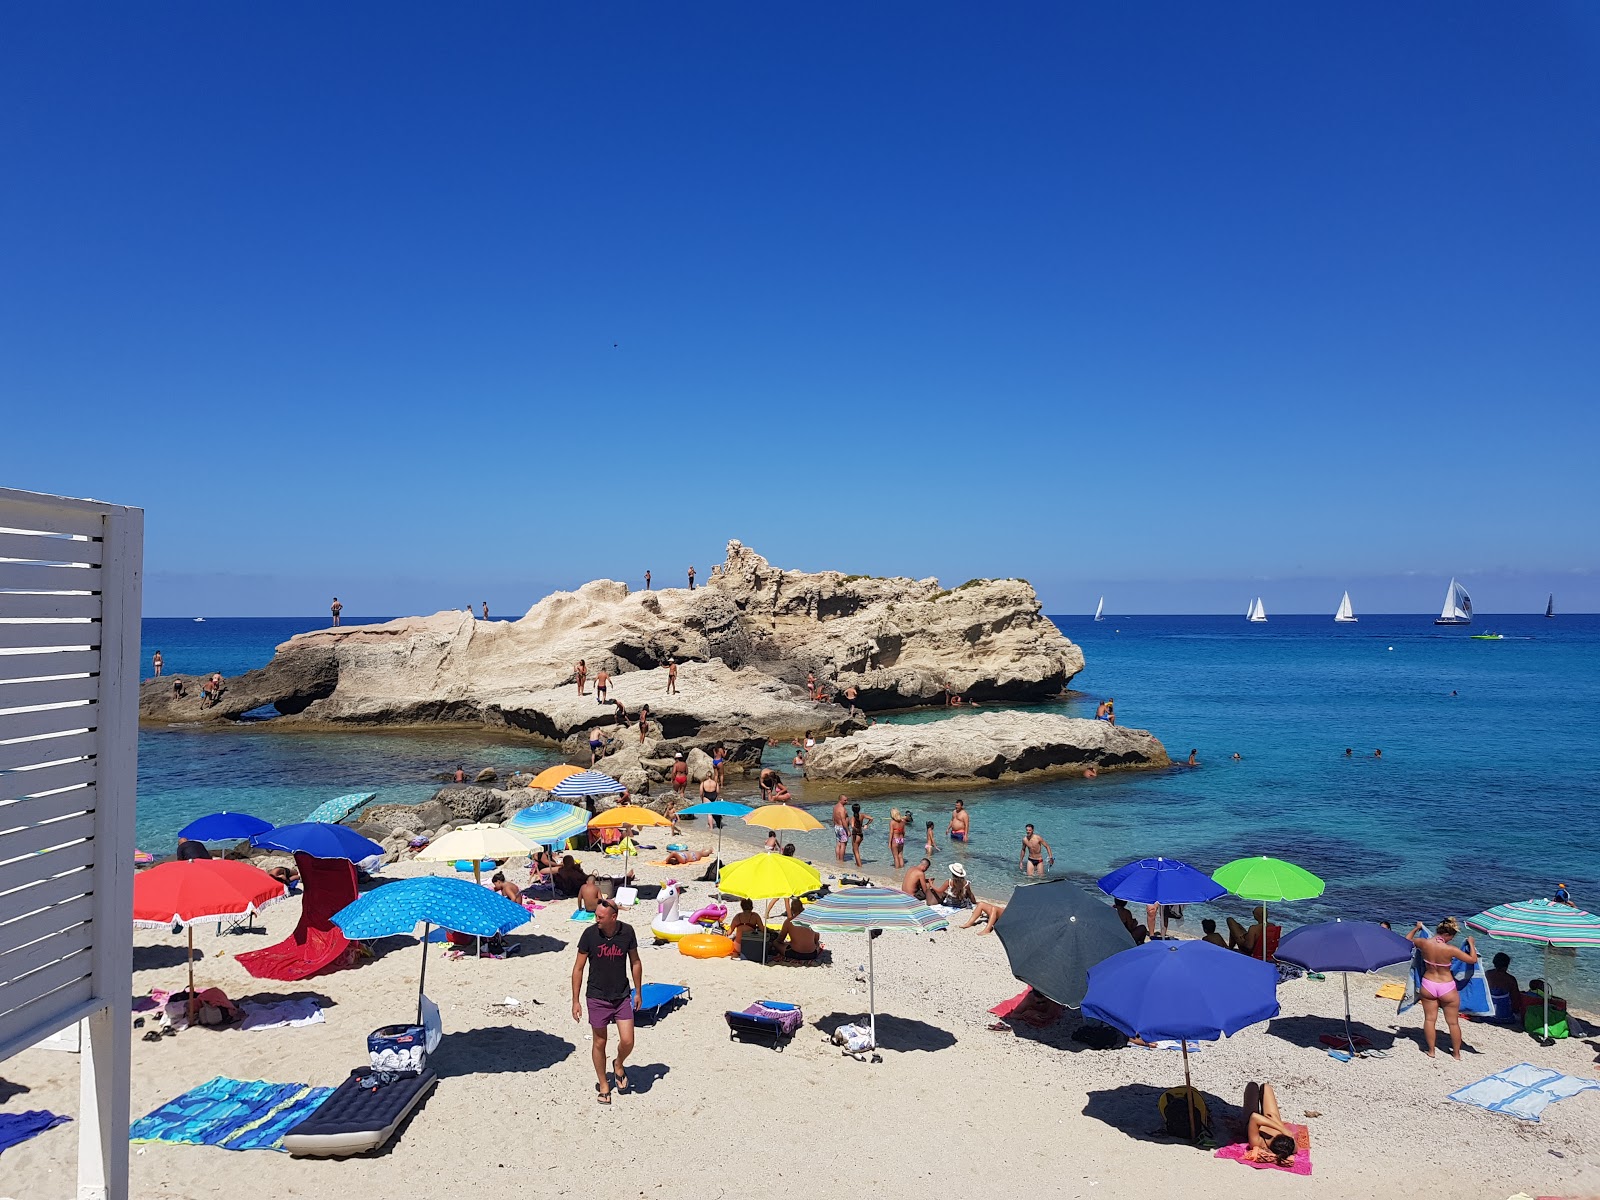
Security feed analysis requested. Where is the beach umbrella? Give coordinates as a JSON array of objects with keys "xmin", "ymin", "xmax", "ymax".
[
  {"xmin": 305, "ymin": 791, "xmax": 376, "ymax": 825},
  {"xmin": 133, "ymin": 860, "xmax": 288, "ymax": 1020},
  {"xmin": 415, "ymin": 825, "xmax": 539, "ymax": 956},
  {"xmin": 1097, "ymin": 856, "xmax": 1227, "ymax": 939},
  {"xmin": 506, "ymin": 801, "xmax": 590, "ymax": 848},
  {"xmin": 796, "ymin": 887, "xmax": 949, "ymax": 1052},
  {"xmin": 530, "ymin": 764, "xmax": 584, "ymax": 791},
  {"xmin": 551, "ymin": 770, "xmax": 626, "ymax": 799},
  {"xmin": 719, "ymin": 853, "xmax": 822, "ymax": 901},
  {"xmin": 1467, "ymin": 899, "xmax": 1600, "ymax": 1045},
  {"xmin": 250, "ymin": 822, "xmax": 385, "ymax": 867},
  {"xmin": 178, "ymin": 811, "xmax": 273, "ymax": 842},
  {"xmin": 1275, "ymin": 919, "xmax": 1414, "ymax": 1055},
  {"xmin": 742, "ymin": 803, "xmax": 823, "ymax": 833},
  {"xmin": 1212, "ymin": 856, "xmax": 1326, "ymax": 960},
  {"xmin": 995, "ymin": 880, "xmax": 1135, "ymax": 1008},
  {"xmin": 677, "ymin": 800, "xmax": 754, "ymax": 894},
  {"xmin": 332, "ymin": 877, "xmax": 531, "ymax": 1023},
  {"xmin": 1082, "ymin": 940, "xmax": 1280, "ymax": 1140},
  {"xmin": 588, "ymin": 805, "xmax": 672, "ymax": 880}
]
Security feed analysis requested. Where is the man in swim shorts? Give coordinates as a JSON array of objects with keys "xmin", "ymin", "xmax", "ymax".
[
  {"xmin": 833, "ymin": 795, "xmax": 850, "ymax": 864},
  {"xmin": 594, "ymin": 668, "xmax": 609, "ymax": 704},
  {"xmin": 948, "ymin": 799, "xmax": 970, "ymax": 844},
  {"xmin": 572, "ymin": 899, "xmax": 642, "ymax": 1105}
]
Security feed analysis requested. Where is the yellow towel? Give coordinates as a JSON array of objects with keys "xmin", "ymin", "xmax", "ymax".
[{"xmin": 1375, "ymin": 981, "xmax": 1405, "ymax": 1000}]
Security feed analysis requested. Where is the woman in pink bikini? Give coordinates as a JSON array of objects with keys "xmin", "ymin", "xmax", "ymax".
[{"xmin": 1408, "ymin": 917, "xmax": 1478, "ymax": 1059}]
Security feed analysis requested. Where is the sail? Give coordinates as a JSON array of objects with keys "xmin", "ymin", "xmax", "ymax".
[
  {"xmin": 1247, "ymin": 597, "xmax": 1267, "ymax": 622},
  {"xmin": 1335, "ymin": 591, "xmax": 1356, "ymax": 622},
  {"xmin": 1547, "ymin": 594, "xmax": 1555, "ymax": 619},
  {"xmin": 1437, "ymin": 577, "xmax": 1472, "ymax": 624},
  {"xmin": 1094, "ymin": 596, "xmax": 1104, "ymax": 621}
]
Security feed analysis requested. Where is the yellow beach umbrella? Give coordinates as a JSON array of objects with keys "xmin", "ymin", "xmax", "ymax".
[
  {"xmin": 588, "ymin": 806, "xmax": 672, "ymax": 878},
  {"xmin": 531, "ymin": 764, "xmax": 584, "ymax": 790},
  {"xmin": 720, "ymin": 853, "xmax": 822, "ymax": 901},
  {"xmin": 744, "ymin": 803, "xmax": 823, "ymax": 832}
]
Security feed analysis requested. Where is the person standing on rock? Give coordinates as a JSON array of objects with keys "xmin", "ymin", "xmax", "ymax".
[
  {"xmin": 595, "ymin": 667, "xmax": 610, "ymax": 705},
  {"xmin": 331, "ymin": 597, "xmax": 342, "ymax": 627},
  {"xmin": 151, "ymin": 650, "xmax": 163, "ymax": 677},
  {"xmin": 644, "ymin": 569, "xmax": 651, "ymax": 590},
  {"xmin": 833, "ymin": 795, "xmax": 850, "ymax": 864},
  {"xmin": 482, "ymin": 601, "xmax": 489, "ymax": 620},
  {"xmin": 687, "ymin": 565, "xmax": 696, "ymax": 590},
  {"xmin": 612, "ymin": 696, "xmax": 628, "ymax": 726},
  {"xmin": 666, "ymin": 658, "xmax": 678, "ymax": 695},
  {"xmin": 637, "ymin": 704, "xmax": 650, "ymax": 745},
  {"xmin": 576, "ymin": 659, "xmax": 587, "ymax": 695}
]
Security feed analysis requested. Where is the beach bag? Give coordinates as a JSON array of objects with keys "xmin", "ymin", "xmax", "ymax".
[
  {"xmin": 1159, "ymin": 1086, "xmax": 1211, "ymax": 1139},
  {"xmin": 368, "ymin": 1023, "xmax": 428, "ymax": 1072},
  {"xmin": 830, "ymin": 1022, "xmax": 873, "ymax": 1054},
  {"xmin": 1524, "ymin": 1004, "xmax": 1568, "ymax": 1040}
]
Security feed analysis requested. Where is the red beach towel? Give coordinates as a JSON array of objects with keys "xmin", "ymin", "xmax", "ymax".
[
  {"xmin": 1214, "ymin": 1123, "xmax": 1313, "ymax": 1175},
  {"xmin": 988, "ymin": 988, "xmax": 1064, "ymax": 1027}
]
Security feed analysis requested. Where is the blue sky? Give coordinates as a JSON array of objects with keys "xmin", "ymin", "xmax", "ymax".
[{"xmin": 4, "ymin": 4, "xmax": 1596, "ymax": 615}]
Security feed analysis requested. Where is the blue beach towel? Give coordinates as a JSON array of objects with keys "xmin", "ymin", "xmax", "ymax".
[
  {"xmin": 0, "ymin": 1110, "xmax": 70, "ymax": 1154},
  {"xmin": 570, "ymin": 909, "xmax": 596, "ymax": 922},
  {"xmin": 1449, "ymin": 1063, "xmax": 1600, "ymax": 1122},
  {"xmin": 130, "ymin": 1077, "xmax": 334, "ymax": 1153}
]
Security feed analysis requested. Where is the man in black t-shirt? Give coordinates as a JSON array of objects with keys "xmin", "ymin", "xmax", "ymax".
[{"xmin": 571, "ymin": 898, "xmax": 643, "ymax": 1105}]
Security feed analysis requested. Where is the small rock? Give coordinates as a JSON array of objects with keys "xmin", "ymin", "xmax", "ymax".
[{"xmin": 475, "ymin": 767, "xmax": 498, "ymax": 783}]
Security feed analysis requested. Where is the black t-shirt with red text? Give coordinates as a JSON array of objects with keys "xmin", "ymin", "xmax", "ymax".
[{"xmin": 577, "ymin": 922, "xmax": 638, "ymax": 999}]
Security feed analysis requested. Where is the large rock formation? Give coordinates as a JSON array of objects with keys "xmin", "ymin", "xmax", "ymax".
[
  {"xmin": 139, "ymin": 542, "xmax": 1084, "ymax": 748},
  {"xmin": 801, "ymin": 712, "xmax": 1169, "ymax": 783}
]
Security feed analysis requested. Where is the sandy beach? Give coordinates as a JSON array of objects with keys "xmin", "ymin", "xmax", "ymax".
[{"xmin": 5, "ymin": 825, "xmax": 1598, "ymax": 1200}]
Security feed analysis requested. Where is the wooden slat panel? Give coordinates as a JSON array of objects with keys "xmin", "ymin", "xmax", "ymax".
[
  {"xmin": 0, "ymin": 648, "xmax": 100, "ymax": 683},
  {"xmin": 0, "ymin": 530, "xmax": 103, "ymax": 566},
  {"xmin": 0, "ymin": 705, "xmax": 98, "ymax": 741},
  {"xmin": 0, "ymin": 759, "xmax": 96, "ymax": 806},
  {"xmin": 0, "ymin": 622, "xmax": 100, "ymax": 650},
  {"xmin": 0, "ymin": 496, "xmax": 108, "ymax": 539},
  {"xmin": 0, "ymin": 730, "xmax": 97, "ymax": 773},
  {"xmin": 0, "ymin": 985, "xmax": 97, "ymax": 1062},
  {"xmin": 0, "ymin": 836, "xmax": 93, "ymax": 897},
  {"xmin": 0, "ymin": 563, "xmax": 101, "ymax": 592},
  {"xmin": 0, "ymin": 593, "xmax": 100, "ymax": 620},
  {"xmin": 0, "ymin": 920, "xmax": 93, "ymax": 981},
  {"xmin": 0, "ymin": 893, "xmax": 95, "ymax": 958},
  {"xmin": 0, "ymin": 784, "xmax": 96, "ymax": 831},
  {"xmin": 0, "ymin": 868, "xmax": 97, "ymax": 923},
  {"xmin": 0, "ymin": 811, "xmax": 95, "ymax": 863},
  {"xmin": 0, "ymin": 676, "xmax": 99, "ymax": 711},
  {"xmin": 0, "ymin": 947, "xmax": 93, "ymax": 1018}
]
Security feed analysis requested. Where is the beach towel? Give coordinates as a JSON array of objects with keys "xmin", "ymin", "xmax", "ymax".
[
  {"xmin": 0, "ymin": 1111, "xmax": 70, "ymax": 1154},
  {"xmin": 238, "ymin": 998, "xmax": 325, "ymax": 1031},
  {"xmin": 1449, "ymin": 1063, "xmax": 1600, "ymax": 1122},
  {"xmin": 1138, "ymin": 1039, "xmax": 1204, "ymax": 1053},
  {"xmin": 989, "ymin": 988, "xmax": 1065, "ymax": 1028},
  {"xmin": 1214, "ymin": 1122, "xmax": 1313, "ymax": 1175},
  {"xmin": 130, "ymin": 1077, "xmax": 334, "ymax": 1153},
  {"xmin": 1399, "ymin": 926, "xmax": 1492, "ymax": 1017},
  {"xmin": 237, "ymin": 853, "xmax": 358, "ymax": 982},
  {"xmin": 1375, "ymin": 981, "xmax": 1406, "ymax": 1001},
  {"xmin": 569, "ymin": 909, "xmax": 596, "ymax": 922}
]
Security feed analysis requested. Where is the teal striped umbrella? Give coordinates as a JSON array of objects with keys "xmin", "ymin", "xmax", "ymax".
[
  {"xmin": 506, "ymin": 801, "xmax": 589, "ymax": 848},
  {"xmin": 797, "ymin": 887, "xmax": 948, "ymax": 1051},
  {"xmin": 306, "ymin": 791, "xmax": 376, "ymax": 825},
  {"xmin": 1467, "ymin": 899, "xmax": 1600, "ymax": 1043},
  {"xmin": 550, "ymin": 771, "xmax": 626, "ymax": 799}
]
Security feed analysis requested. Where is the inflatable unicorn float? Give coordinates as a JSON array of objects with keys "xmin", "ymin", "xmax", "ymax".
[{"xmin": 649, "ymin": 880, "xmax": 726, "ymax": 942}]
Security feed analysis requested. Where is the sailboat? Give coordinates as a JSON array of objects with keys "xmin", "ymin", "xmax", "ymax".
[
  {"xmin": 1094, "ymin": 597, "xmax": 1105, "ymax": 622},
  {"xmin": 1334, "ymin": 591, "xmax": 1357, "ymax": 623},
  {"xmin": 1246, "ymin": 597, "xmax": 1267, "ymax": 623},
  {"xmin": 1546, "ymin": 594, "xmax": 1555, "ymax": 619},
  {"xmin": 1434, "ymin": 578, "xmax": 1472, "ymax": 626}
]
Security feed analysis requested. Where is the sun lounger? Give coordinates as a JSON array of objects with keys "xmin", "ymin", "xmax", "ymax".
[
  {"xmin": 724, "ymin": 1000, "xmax": 803, "ymax": 1050},
  {"xmin": 281, "ymin": 1067, "xmax": 437, "ymax": 1158},
  {"xmin": 635, "ymin": 982, "xmax": 691, "ymax": 1026}
]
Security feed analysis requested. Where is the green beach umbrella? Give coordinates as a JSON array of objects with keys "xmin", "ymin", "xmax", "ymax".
[
  {"xmin": 1467, "ymin": 899, "xmax": 1600, "ymax": 1045},
  {"xmin": 1212, "ymin": 856, "xmax": 1326, "ymax": 960}
]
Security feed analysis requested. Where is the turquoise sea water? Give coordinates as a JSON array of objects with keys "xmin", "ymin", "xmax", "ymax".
[{"xmin": 137, "ymin": 613, "xmax": 1600, "ymax": 1002}]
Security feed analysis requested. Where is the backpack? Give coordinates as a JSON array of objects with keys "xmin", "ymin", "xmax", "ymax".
[{"xmin": 1159, "ymin": 1086, "xmax": 1211, "ymax": 1139}]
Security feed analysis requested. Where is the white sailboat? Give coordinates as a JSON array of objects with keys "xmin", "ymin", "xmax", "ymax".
[
  {"xmin": 1434, "ymin": 577, "xmax": 1472, "ymax": 626},
  {"xmin": 1246, "ymin": 597, "xmax": 1267, "ymax": 623},
  {"xmin": 1546, "ymin": 594, "xmax": 1555, "ymax": 619},
  {"xmin": 1334, "ymin": 591, "xmax": 1357, "ymax": 623},
  {"xmin": 1094, "ymin": 596, "xmax": 1105, "ymax": 622}
]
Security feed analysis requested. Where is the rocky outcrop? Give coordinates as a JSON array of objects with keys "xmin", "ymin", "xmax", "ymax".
[
  {"xmin": 138, "ymin": 542, "xmax": 1084, "ymax": 745},
  {"xmin": 801, "ymin": 712, "xmax": 1169, "ymax": 783}
]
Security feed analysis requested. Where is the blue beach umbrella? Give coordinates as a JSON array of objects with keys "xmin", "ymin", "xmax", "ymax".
[
  {"xmin": 1097, "ymin": 857, "xmax": 1225, "ymax": 938},
  {"xmin": 306, "ymin": 791, "xmax": 376, "ymax": 825},
  {"xmin": 506, "ymin": 801, "xmax": 590, "ymax": 848},
  {"xmin": 676, "ymin": 800, "xmax": 754, "ymax": 892},
  {"xmin": 251, "ymin": 822, "xmax": 385, "ymax": 866},
  {"xmin": 1082, "ymin": 940, "xmax": 1280, "ymax": 1140},
  {"xmin": 178, "ymin": 811, "xmax": 274, "ymax": 842},
  {"xmin": 333, "ymin": 877, "xmax": 531, "ymax": 1022},
  {"xmin": 550, "ymin": 770, "xmax": 626, "ymax": 799},
  {"xmin": 1275, "ymin": 919, "xmax": 1413, "ymax": 1055}
]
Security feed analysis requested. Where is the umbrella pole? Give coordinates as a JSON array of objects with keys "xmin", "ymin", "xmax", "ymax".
[
  {"xmin": 1182, "ymin": 1041, "xmax": 1197, "ymax": 1141},
  {"xmin": 868, "ymin": 930, "xmax": 878, "ymax": 1051},
  {"xmin": 186, "ymin": 926, "xmax": 196, "ymax": 1024},
  {"xmin": 715, "ymin": 828, "xmax": 724, "ymax": 899},
  {"xmin": 472, "ymin": 863, "xmax": 483, "ymax": 958},
  {"xmin": 1343, "ymin": 972, "xmax": 1356, "ymax": 1055},
  {"xmin": 1542, "ymin": 943, "xmax": 1553, "ymax": 1047},
  {"xmin": 418, "ymin": 922, "xmax": 430, "ymax": 1025}
]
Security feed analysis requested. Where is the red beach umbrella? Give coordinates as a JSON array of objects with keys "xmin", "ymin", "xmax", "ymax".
[{"xmin": 133, "ymin": 860, "xmax": 287, "ymax": 1018}]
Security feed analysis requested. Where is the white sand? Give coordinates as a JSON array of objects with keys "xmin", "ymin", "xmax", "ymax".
[{"xmin": 6, "ymin": 828, "xmax": 1598, "ymax": 1200}]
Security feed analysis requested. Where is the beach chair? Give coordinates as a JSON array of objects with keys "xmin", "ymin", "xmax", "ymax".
[
  {"xmin": 635, "ymin": 982, "xmax": 691, "ymax": 1026},
  {"xmin": 238, "ymin": 853, "xmax": 359, "ymax": 982},
  {"xmin": 724, "ymin": 1000, "xmax": 803, "ymax": 1051}
]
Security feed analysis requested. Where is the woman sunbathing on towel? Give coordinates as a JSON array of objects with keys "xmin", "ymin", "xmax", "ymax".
[
  {"xmin": 1241, "ymin": 1082, "xmax": 1297, "ymax": 1166},
  {"xmin": 665, "ymin": 849, "xmax": 711, "ymax": 866}
]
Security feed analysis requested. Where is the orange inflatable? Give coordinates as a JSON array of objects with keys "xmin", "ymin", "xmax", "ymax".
[{"xmin": 678, "ymin": 932, "xmax": 737, "ymax": 959}]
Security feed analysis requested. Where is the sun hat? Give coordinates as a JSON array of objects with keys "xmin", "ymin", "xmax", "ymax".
[
  {"xmin": 674, "ymin": 752, "xmax": 683, "ymax": 759},
  {"xmin": 949, "ymin": 863, "xmax": 967, "ymax": 878}
]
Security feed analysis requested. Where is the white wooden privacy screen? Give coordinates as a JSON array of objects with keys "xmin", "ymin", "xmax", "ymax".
[{"xmin": 0, "ymin": 486, "xmax": 141, "ymax": 1200}]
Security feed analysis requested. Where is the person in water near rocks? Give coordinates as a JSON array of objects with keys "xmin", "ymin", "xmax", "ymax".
[
  {"xmin": 671, "ymin": 753, "xmax": 689, "ymax": 799},
  {"xmin": 1374, "ymin": 749, "xmax": 1382, "ymax": 758},
  {"xmin": 1019, "ymin": 825, "xmax": 1053, "ymax": 877},
  {"xmin": 948, "ymin": 799, "xmax": 970, "ymax": 844},
  {"xmin": 889, "ymin": 809, "xmax": 908, "ymax": 869},
  {"xmin": 1082, "ymin": 766, "xmax": 1098, "ymax": 779},
  {"xmin": 454, "ymin": 765, "xmax": 466, "ymax": 783},
  {"xmin": 850, "ymin": 803, "xmax": 872, "ymax": 870},
  {"xmin": 1409, "ymin": 917, "xmax": 1478, "ymax": 1059},
  {"xmin": 1186, "ymin": 749, "xmax": 1199, "ymax": 767},
  {"xmin": 1095, "ymin": 698, "xmax": 1115, "ymax": 724},
  {"xmin": 834, "ymin": 796, "xmax": 850, "ymax": 864}
]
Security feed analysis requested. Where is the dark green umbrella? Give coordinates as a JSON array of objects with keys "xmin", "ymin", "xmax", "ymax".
[{"xmin": 994, "ymin": 880, "xmax": 1135, "ymax": 1007}]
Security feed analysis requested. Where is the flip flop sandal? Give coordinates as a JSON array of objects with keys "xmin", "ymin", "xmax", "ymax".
[
  {"xmin": 612, "ymin": 1061, "xmax": 629, "ymax": 1093},
  {"xmin": 141, "ymin": 1030, "xmax": 162, "ymax": 1043},
  {"xmin": 596, "ymin": 1087, "xmax": 612, "ymax": 1105}
]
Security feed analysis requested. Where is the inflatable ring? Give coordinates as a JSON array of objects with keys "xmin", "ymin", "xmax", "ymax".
[{"xmin": 679, "ymin": 932, "xmax": 737, "ymax": 959}]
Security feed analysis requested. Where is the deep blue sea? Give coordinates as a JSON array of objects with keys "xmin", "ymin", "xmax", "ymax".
[{"xmin": 138, "ymin": 612, "xmax": 1600, "ymax": 1003}]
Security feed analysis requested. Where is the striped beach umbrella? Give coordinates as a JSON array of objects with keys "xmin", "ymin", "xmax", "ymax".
[
  {"xmin": 506, "ymin": 801, "xmax": 590, "ymax": 848},
  {"xmin": 306, "ymin": 791, "xmax": 376, "ymax": 825},
  {"xmin": 1467, "ymin": 899, "xmax": 1600, "ymax": 1043},
  {"xmin": 550, "ymin": 770, "xmax": 626, "ymax": 799},
  {"xmin": 797, "ymin": 886, "xmax": 949, "ymax": 1051}
]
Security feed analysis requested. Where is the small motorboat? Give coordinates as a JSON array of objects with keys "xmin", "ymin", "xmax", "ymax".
[{"xmin": 1470, "ymin": 632, "xmax": 1503, "ymax": 640}]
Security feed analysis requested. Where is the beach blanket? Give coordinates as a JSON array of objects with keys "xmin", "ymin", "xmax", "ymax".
[
  {"xmin": 989, "ymin": 988, "xmax": 1064, "ymax": 1028},
  {"xmin": 1375, "ymin": 981, "xmax": 1406, "ymax": 1001},
  {"xmin": 238, "ymin": 998, "xmax": 325, "ymax": 1031},
  {"xmin": 1449, "ymin": 1063, "xmax": 1600, "ymax": 1122},
  {"xmin": 1137, "ymin": 1039, "xmax": 1204, "ymax": 1053},
  {"xmin": 1214, "ymin": 1122, "xmax": 1312, "ymax": 1175},
  {"xmin": 0, "ymin": 1110, "xmax": 70, "ymax": 1155},
  {"xmin": 130, "ymin": 1077, "xmax": 334, "ymax": 1153}
]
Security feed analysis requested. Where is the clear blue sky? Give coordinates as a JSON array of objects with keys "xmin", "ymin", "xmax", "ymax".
[{"xmin": 4, "ymin": 4, "xmax": 1596, "ymax": 615}]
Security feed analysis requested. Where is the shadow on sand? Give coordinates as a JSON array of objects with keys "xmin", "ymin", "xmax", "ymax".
[
  {"xmin": 814, "ymin": 1011, "xmax": 956, "ymax": 1052},
  {"xmin": 133, "ymin": 944, "xmax": 201, "ymax": 971},
  {"xmin": 1083, "ymin": 1085, "xmax": 1227, "ymax": 1145},
  {"xmin": 1267, "ymin": 1013, "xmax": 1398, "ymax": 1052},
  {"xmin": 433, "ymin": 1026, "xmax": 575, "ymax": 1077}
]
